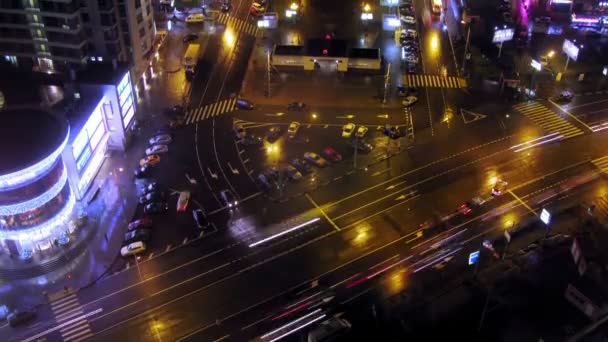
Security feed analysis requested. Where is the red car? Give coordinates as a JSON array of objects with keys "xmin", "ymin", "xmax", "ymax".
[
  {"xmin": 323, "ymin": 147, "xmax": 342, "ymax": 162},
  {"xmin": 457, "ymin": 203, "xmax": 472, "ymax": 215},
  {"xmin": 128, "ymin": 217, "xmax": 152, "ymax": 231}
]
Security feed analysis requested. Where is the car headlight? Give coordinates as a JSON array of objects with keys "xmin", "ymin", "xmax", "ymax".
[
  {"xmin": 234, "ymin": 201, "xmax": 238, "ymax": 206},
  {"xmin": 228, "ymin": 203, "xmax": 232, "ymax": 207}
]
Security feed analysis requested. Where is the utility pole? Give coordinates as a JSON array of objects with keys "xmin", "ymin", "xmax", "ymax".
[
  {"xmin": 383, "ymin": 63, "xmax": 391, "ymax": 104},
  {"xmin": 353, "ymin": 137, "xmax": 358, "ymax": 169},
  {"xmin": 462, "ymin": 24, "xmax": 471, "ymax": 74},
  {"xmin": 266, "ymin": 51, "xmax": 271, "ymax": 98}
]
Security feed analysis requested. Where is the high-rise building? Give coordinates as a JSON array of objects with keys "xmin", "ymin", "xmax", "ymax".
[{"xmin": 0, "ymin": 0, "xmax": 155, "ymax": 90}]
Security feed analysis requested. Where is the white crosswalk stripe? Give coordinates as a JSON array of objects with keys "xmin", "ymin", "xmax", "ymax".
[
  {"xmin": 50, "ymin": 293, "xmax": 94, "ymax": 342},
  {"xmin": 184, "ymin": 98, "xmax": 237, "ymax": 125},
  {"xmin": 217, "ymin": 13, "xmax": 258, "ymax": 36},
  {"xmin": 513, "ymin": 101, "xmax": 584, "ymax": 139},
  {"xmin": 402, "ymin": 74, "xmax": 467, "ymax": 89},
  {"xmin": 592, "ymin": 156, "xmax": 608, "ymax": 174}
]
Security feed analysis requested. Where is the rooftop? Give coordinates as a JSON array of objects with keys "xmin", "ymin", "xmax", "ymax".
[
  {"xmin": 52, "ymin": 85, "xmax": 105, "ymax": 145},
  {"xmin": 0, "ymin": 108, "xmax": 69, "ymax": 176},
  {"xmin": 348, "ymin": 48, "xmax": 380, "ymax": 59},
  {"xmin": 306, "ymin": 39, "xmax": 348, "ymax": 57},
  {"xmin": 76, "ymin": 62, "xmax": 130, "ymax": 86}
]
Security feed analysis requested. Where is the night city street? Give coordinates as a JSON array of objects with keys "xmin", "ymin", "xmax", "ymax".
[{"xmin": 2, "ymin": 0, "xmax": 608, "ymax": 341}]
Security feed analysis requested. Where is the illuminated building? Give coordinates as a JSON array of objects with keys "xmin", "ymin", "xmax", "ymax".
[{"xmin": 0, "ymin": 109, "xmax": 73, "ymax": 256}]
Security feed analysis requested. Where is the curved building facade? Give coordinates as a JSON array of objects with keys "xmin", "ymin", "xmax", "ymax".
[{"xmin": 0, "ymin": 109, "xmax": 74, "ymax": 257}]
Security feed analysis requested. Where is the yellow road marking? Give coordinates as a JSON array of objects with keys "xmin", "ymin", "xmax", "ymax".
[
  {"xmin": 508, "ymin": 190, "xmax": 537, "ymax": 215},
  {"xmin": 305, "ymin": 194, "xmax": 341, "ymax": 231}
]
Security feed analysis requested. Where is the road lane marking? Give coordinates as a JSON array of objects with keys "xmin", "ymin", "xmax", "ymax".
[
  {"xmin": 372, "ymin": 168, "xmax": 391, "ymax": 177},
  {"xmin": 508, "ymin": 190, "xmax": 537, "ymax": 215},
  {"xmin": 331, "ymin": 189, "xmax": 416, "ymax": 221},
  {"xmin": 305, "ymin": 194, "xmax": 340, "ymax": 231},
  {"xmin": 22, "ymin": 308, "xmax": 103, "ymax": 342},
  {"xmin": 405, "ymin": 231, "xmax": 423, "ymax": 244},
  {"xmin": 340, "ymin": 195, "xmax": 420, "ymax": 230}
]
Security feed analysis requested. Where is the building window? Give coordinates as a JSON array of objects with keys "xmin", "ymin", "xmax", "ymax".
[
  {"xmin": 141, "ymin": 41, "xmax": 147, "ymax": 53},
  {"xmin": 136, "ymin": 13, "xmax": 143, "ymax": 24},
  {"xmin": 138, "ymin": 27, "xmax": 145, "ymax": 37},
  {"xmin": 135, "ymin": 0, "xmax": 141, "ymax": 9}
]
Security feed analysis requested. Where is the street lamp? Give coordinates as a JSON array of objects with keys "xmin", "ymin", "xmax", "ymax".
[
  {"xmin": 361, "ymin": 3, "xmax": 373, "ymax": 21},
  {"xmin": 286, "ymin": 2, "xmax": 299, "ymax": 18}
]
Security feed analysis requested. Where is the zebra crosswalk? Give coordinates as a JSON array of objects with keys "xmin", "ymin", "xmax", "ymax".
[
  {"xmin": 185, "ymin": 98, "xmax": 237, "ymax": 125},
  {"xmin": 592, "ymin": 156, "xmax": 608, "ymax": 174},
  {"xmin": 402, "ymin": 74, "xmax": 467, "ymax": 89},
  {"xmin": 50, "ymin": 293, "xmax": 93, "ymax": 342},
  {"xmin": 513, "ymin": 102, "xmax": 584, "ymax": 139},
  {"xmin": 217, "ymin": 13, "xmax": 258, "ymax": 36}
]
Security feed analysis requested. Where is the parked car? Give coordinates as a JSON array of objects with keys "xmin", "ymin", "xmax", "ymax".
[
  {"xmin": 554, "ymin": 90, "xmax": 573, "ymax": 102},
  {"xmin": 383, "ymin": 125, "xmax": 402, "ymax": 139},
  {"xmin": 146, "ymin": 144, "xmax": 168, "ymax": 155},
  {"xmin": 355, "ymin": 126, "xmax": 368, "ymax": 138},
  {"xmin": 285, "ymin": 165, "xmax": 303, "ymax": 180},
  {"xmin": 186, "ymin": 13, "xmax": 205, "ymax": 23},
  {"xmin": 121, "ymin": 241, "xmax": 146, "ymax": 257},
  {"xmin": 240, "ymin": 134, "xmax": 263, "ymax": 146},
  {"xmin": 257, "ymin": 173, "xmax": 272, "ymax": 190},
  {"xmin": 292, "ymin": 158, "xmax": 312, "ymax": 174},
  {"xmin": 134, "ymin": 165, "xmax": 152, "ymax": 178},
  {"xmin": 323, "ymin": 147, "xmax": 342, "ymax": 162},
  {"xmin": 193, "ymin": 209, "xmax": 210, "ymax": 229},
  {"xmin": 342, "ymin": 123, "xmax": 355, "ymax": 138},
  {"xmin": 349, "ymin": 139, "xmax": 374, "ymax": 153},
  {"xmin": 491, "ymin": 180, "xmax": 508, "ymax": 196},
  {"xmin": 266, "ymin": 126, "xmax": 282, "ymax": 143},
  {"xmin": 164, "ymin": 105, "xmax": 184, "ymax": 117},
  {"xmin": 250, "ymin": 2, "xmax": 265, "ymax": 16},
  {"xmin": 144, "ymin": 202, "xmax": 168, "ymax": 214},
  {"xmin": 287, "ymin": 121, "xmax": 300, "ymax": 139},
  {"xmin": 139, "ymin": 155, "xmax": 160, "ymax": 167},
  {"xmin": 183, "ymin": 33, "xmax": 198, "ymax": 43},
  {"xmin": 139, "ymin": 191, "xmax": 165, "ymax": 204},
  {"xmin": 149, "ymin": 134, "xmax": 172, "ymax": 145},
  {"xmin": 7, "ymin": 310, "xmax": 36, "ymax": 327},
  {"xmin": 124, "ymin": 229, "xmax": 151, "ymax": 244},
  {"xmin": 220, "ymin": 189, "xmax": 238, "ymax": 208},
  {"xmin": 128, "ymin": 218, "xmax": 153, "ymax": 231},
  {"xmin": 304, "ymin": 152, "xmax": 328, "ymax": 167},
  {"xmin": 236, "ymin": 98, "xmax": 254, "ymax": 110},
  {"xmin": 144, "ymin": 182, "xmax": 159, "ymax": 194},
  {"xmin": 220, "ymin": 1, "xmax": 231, "ymax": 12},
  {"xmin": 400, "ymin": 15, "xmax": 416, "ymax": 24}
]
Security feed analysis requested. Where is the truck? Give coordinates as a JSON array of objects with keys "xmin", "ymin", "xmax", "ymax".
[{"xmin": 183, "ymin": 43, "xmax": 201, "ymax": 79}]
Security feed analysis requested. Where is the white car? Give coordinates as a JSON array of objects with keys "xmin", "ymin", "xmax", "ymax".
[
  {"xmin": 146, "ymin": 144, "xmax": 168, "ymax": 155},
  {"xmin": 400, "ymin": 16, "xmax": 416, "ymax": 24},
  {"xmin": 121, "ymin": 241, "xmax": 146, "ymax": 257},
  {"xmin": 342, "ymin": 123, "xmax": 355, "ymax": 138},
  {"xmin": 401, "ymin": 29, "xmax": 417, "ymax": 38},
  {"xmin": 287, "ymin": 121, "xmax": 300, "ymax": 138},
  {"xmin": 149, "ymin": 134, "xmax": 172, "ymax": 145},
  {"xmin": 402, "ymin": 96, "xmax": 418, "ymax": 107},
  {"xmin": 186, "ymin": 13, "xmax": 205, "ymax": 23},
  {"xmin": 355, "ymin": 126, "xmax": 368, "ymax": 138}
]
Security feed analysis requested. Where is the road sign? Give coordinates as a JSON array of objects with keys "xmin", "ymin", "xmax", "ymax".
[
  {"xmin": 540, "ymin": 208, "xmax": 551, "ymax": 225},
  {"xmin": 460, "ymin": 109, "xmax": 487, "ymax": 124},
  {"xmin": 562, "ymin": 39, "xmax": 580, "ymax": 61},
  {"xmin": 492, "ymin": 28, "xmax": 514, "ymax": 43},
  {"xmin": 468, "ymin": 250, "xmax": 480, "ymax": 265},
  {"xmin": 531, "ymin": 59, "xmax": 542, "ymax": 71}
]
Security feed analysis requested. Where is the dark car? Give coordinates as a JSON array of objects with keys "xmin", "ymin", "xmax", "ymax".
[
  {"xmin": 139, "ymin": 191, "xmax": 165, "ymax": 204},
  {"xmin": 7, "ymin": 310, "xmax": 36, "ymax": 327},
  {"xmin": 128, "ymin": 217, "xmax": 152, "ymax": 231},
  {"xmin": 236, "ymin": 99, "xmax": 254, "ymax": 110},
  {"xmin": 349, "ymin": 139, "xmax": 373, "ymax": 153},
  {"xmin": 554, "ymin": 90, "xmax": 573, "ymax": 102},
  {"xmin": 266, "ymin": 126, "xmax": 282, "ymax": 143},
  {"xmin": 134, "ymin": 165, "xmax": 152, "ymax": 178},
  {"xmin": 383, "ymin": 125, "xmax": 402, "ymax": 139},
  {"xmin": 144, "ymin": 182, "xmax": 159, "ymax": 194},
  {"xmin": 220, "ymin": 189, "xmax": 238, "ymax": 208},
  {"xmin": 220, "ymin": 1, "xmax": 231, "ymax": 12},
  {"xmin": 193, "ymin": 209, "xmax": 210, "ymax": 229},
  {"xmin": 144, "ymin": 202, "xmax": 168, "ymax": 214},
  {"xmin": 257, "ymin": 173, "xmax": 272, "ymax": 191},
  {"xmin": 163, "ymin": 105, "xmax": 185, "ymax": 117},
  {"xmin": 401, "ymin": 44, "xmax": 419, "ymax": 53},
  {"xmin": 292, "ymin": 158, "xmax": 312, "ymax": 174},
  {"xmin": 124, "ymin": 228, "xmax": 151, "ymax": 244},
  {"xmin": 240, "ymin": 134, "xmax": 263, "ymax": 146},
  {"xmin": 183, "ymin": 33, "xmax": 198, "ymax": 43}
]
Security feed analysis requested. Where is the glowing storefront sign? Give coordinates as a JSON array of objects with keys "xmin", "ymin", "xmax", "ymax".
[
  {"xmin": 118, "ymin": 72, "xmax": 136, "ymax": 128},
  {"xmin": 562, "ymin": 39, "xmax": 579, "ymax": 61},
  {"xmin": 0, "ymin": 127, "xmax": 69, "ymax": 189},
  {"xmin": 0, "ymin": 167, "xmax": 67, "ymax": 215},
  {"xmin": 77, "ymin": 135, "xmax": 107, "ymax": 195},
  {"xmin": 492, "ymin": 28, "xmax": 514, "ymax": 43},
  {"xmin": 531, "ymin": 59, "xmax": 542, "ymax": 71},
  {"xmin": 117, "ymin": 72, "xmax": 130, "ymax": 96}
]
